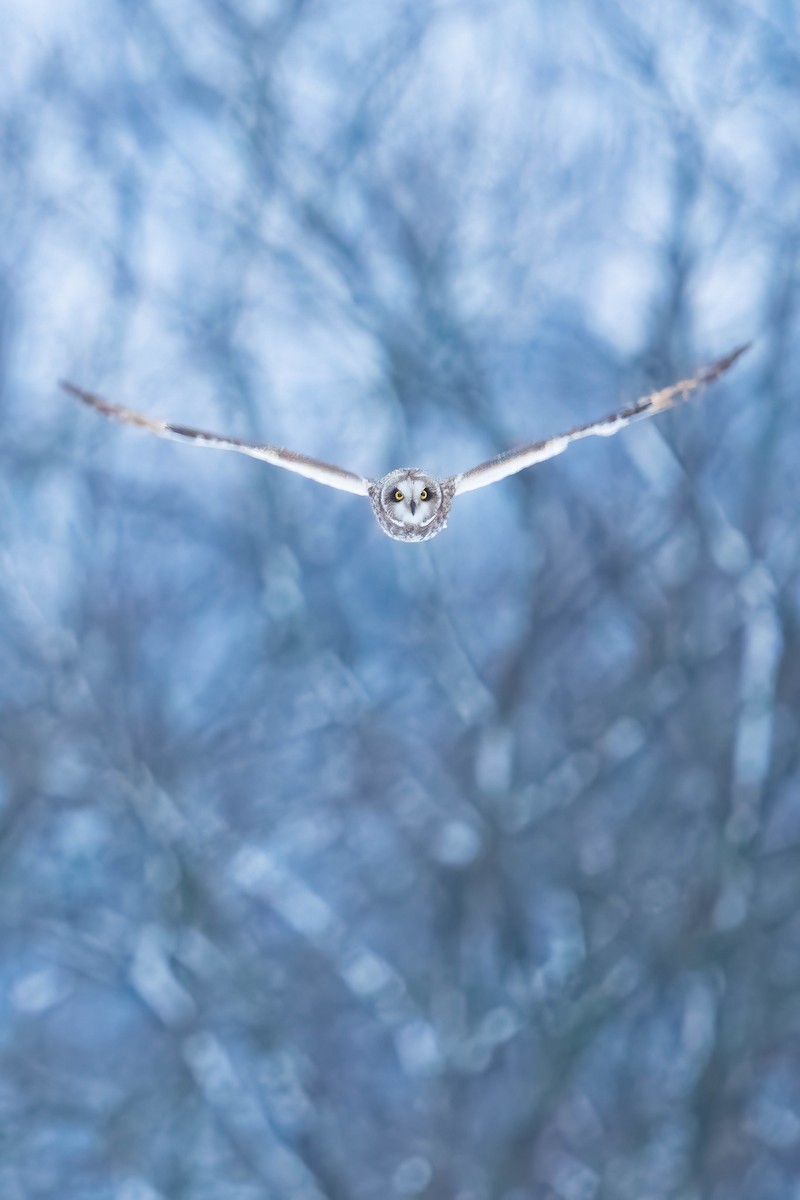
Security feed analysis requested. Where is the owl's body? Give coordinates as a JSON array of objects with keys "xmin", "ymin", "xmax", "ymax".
[{"xmin": 61, "ymin": 344, "xmax": 748, "ymax": 543}]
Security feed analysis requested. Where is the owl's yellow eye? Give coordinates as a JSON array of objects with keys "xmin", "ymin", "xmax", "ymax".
[
  {"xmin": 394, "ymin": 490, "xmax": 404, "ymax": 502},
  {"xmin": 420, "ymin": 488, "xmax": 428, "ymax": 501}
]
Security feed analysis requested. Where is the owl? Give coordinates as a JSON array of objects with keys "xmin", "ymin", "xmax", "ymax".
[{"xmin": 61, "ymin": 345, "xmax": 748, "ymax": 542}]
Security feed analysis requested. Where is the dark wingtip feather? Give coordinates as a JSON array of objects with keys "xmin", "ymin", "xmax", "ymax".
[
  {"xmin": 60, "ymin": 380, "xmax": 99, "ymax": 408},
  {"xmin": 701, "ymin": 342, "xmax": 752, "ymax": 382}
]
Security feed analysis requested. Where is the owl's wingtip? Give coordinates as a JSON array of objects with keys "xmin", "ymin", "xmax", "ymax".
[
  {"xmin": 59, "ymin": 380, "xmax": 115, "ymax": 416},
  {"xmin": 703, "ymin": 341, "xmax": 752, "ymax": 381},
  {"xmin": 723, "ymin": 341, "xmax": 752, "ymax": 366},
  {"xmin": 60, "ymin": 379, "xmax": 94, "ymax": 405}
]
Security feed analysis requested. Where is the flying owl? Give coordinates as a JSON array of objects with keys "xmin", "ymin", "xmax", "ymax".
[{"xmin": 61, "ymin": 345, "xmax": 748, "ymax": 542}]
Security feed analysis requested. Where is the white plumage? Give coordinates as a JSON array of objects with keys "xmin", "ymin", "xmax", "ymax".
[{"xmin": 61, "ymin": 345, "xmax": 748, "ymax": 543}]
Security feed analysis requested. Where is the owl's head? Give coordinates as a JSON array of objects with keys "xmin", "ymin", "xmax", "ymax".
[{"xmin": 368, "ymin": 468, "xmax": 456, "ymax": 542}]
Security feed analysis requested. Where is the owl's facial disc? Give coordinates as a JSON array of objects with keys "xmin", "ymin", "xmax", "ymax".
[
  {"xmin": 384, "ymin": 474, "xmax": 440, "ymax": 530},
  {"xmin": 369, "ymin": 468, "xmax": 455, "ymax": 542}
]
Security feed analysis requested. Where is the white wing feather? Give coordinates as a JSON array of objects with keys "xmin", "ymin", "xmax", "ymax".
[
  {"xmin": 452, "ymin": 345, "xmax": 750, "ymax": 496},
  {"xmin": 60, "ymin": 382, "xmax": 370, "ymax": 496}
]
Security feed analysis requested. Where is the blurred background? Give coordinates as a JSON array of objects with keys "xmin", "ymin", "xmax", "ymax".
[{"xmin": 1, "ymin": 1, "xmax": 798, "ymax": 1198}]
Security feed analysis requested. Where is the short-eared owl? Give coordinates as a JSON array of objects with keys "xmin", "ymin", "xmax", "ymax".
[{"xmin": 61, "ymin": 345, "xmax": 748, "ymax": 542}]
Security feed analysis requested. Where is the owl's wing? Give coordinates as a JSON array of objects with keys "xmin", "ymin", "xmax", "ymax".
[
  {"xmin": 60, "ymin": 382, "xmax": 371, "ymax": 496},
  {"xmin": 452, "ymin": 344, "xmax": 750, "ymax": 496}
]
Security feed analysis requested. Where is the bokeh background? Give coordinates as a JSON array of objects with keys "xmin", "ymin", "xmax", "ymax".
[{"xmin": 1, "ymin": 2, "xmax": 798, "ymax": 1198}]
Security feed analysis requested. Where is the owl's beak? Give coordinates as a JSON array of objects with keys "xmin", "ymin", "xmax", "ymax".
[{"xmin": 410, "ymin": 500, "xmax": 417, "ymax": 515}]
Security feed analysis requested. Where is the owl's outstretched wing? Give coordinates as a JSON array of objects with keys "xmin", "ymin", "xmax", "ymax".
[
  {"xmin": 452, "ymin": 344, "xmax": 750, "ymax": 496},
  {"xmin": 60, "ymin": 382, "xmax": 371, "ymax": 496}
]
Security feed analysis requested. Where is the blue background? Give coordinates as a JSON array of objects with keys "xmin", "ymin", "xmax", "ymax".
[{"xmin": 1, "ymin": 2, "xmax": 797, "ymax": 1198}]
